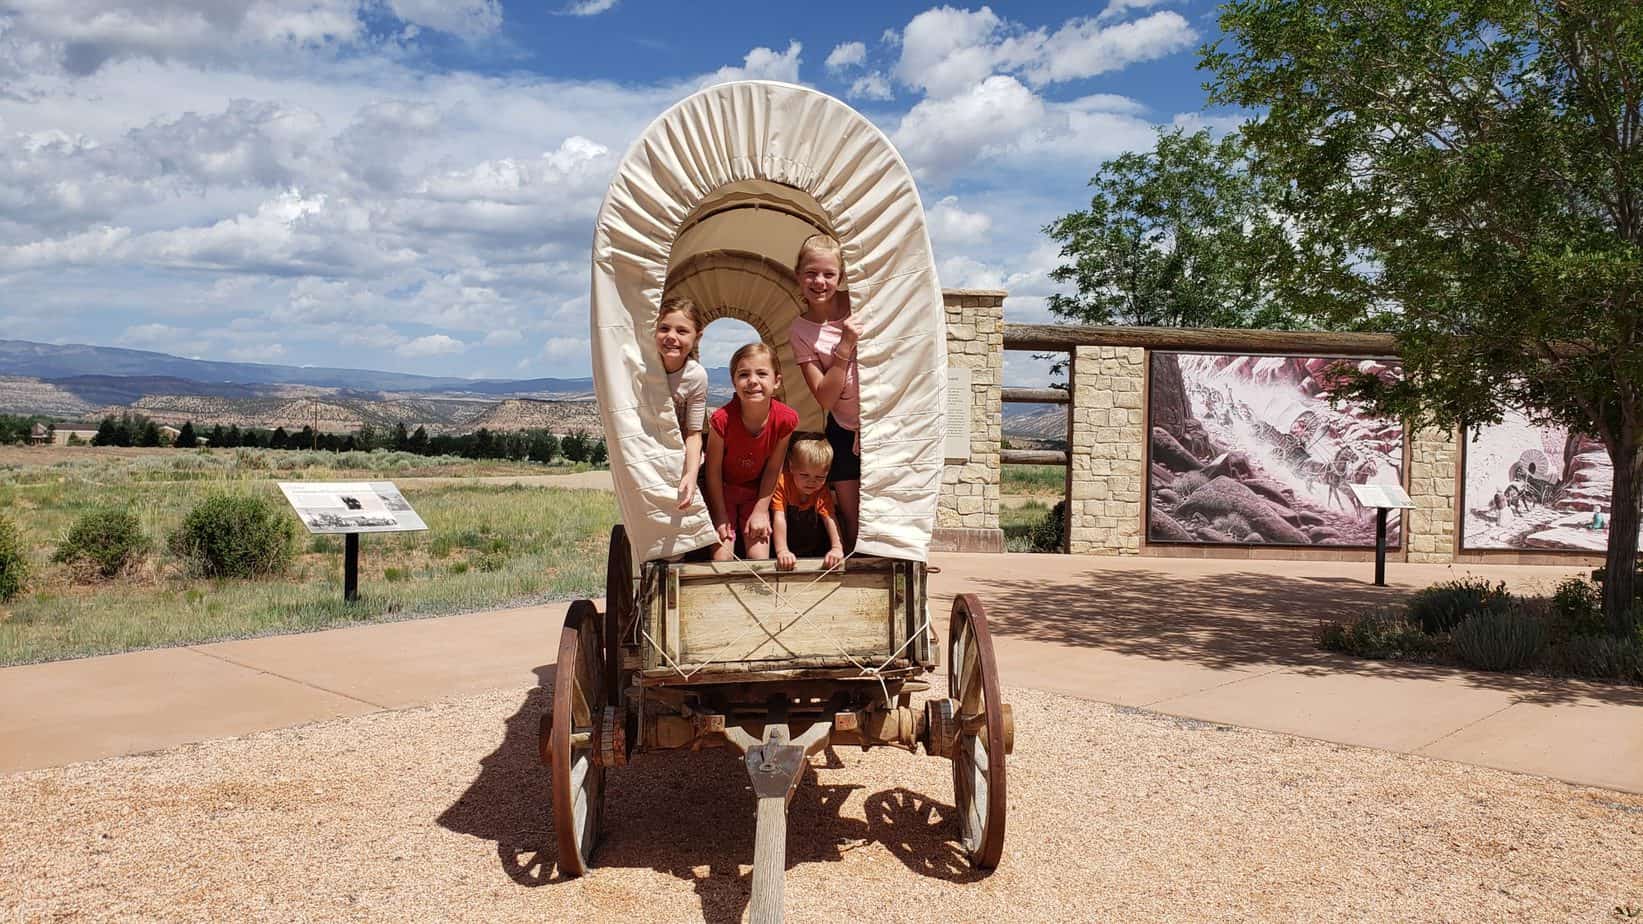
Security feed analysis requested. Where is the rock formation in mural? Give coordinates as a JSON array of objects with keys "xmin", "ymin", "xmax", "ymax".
[
  {"xmin": 1148, "ymin": 352, "xmax": 1405, "ymax": 547},
  {"xmin": 1462, "ymin": 411, "xmax": 1622, "ymax": 551}
]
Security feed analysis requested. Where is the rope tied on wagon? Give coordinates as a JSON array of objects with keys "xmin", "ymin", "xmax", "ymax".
[{"xmin": 635, "ymin": 547, "xmax": 933, "ymax": 707}]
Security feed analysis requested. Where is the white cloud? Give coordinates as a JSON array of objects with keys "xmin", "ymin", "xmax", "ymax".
[
  {"xmin": 483, "ymin": 329, "xmax": 523, "ymax": 347},
  {"xmin": 558, "ymin": 0, "xmax": 618, "ymax": 15},
  {"xmin": 895, "ymin": 6, "xmax": 1007, "ymax": 99},
  {"xmin": 1098, "ymin": 0, "xmax": 1174, "ymax": 22},
  {"xmin": 702, "ymin": 41, "xmax": 803, "ymax": 88},
  {"xmin": 386, "ymin": 0, "xmax": 502, "ymax": 38},
  {"xmin": 891, "ymin": 6, "xmax": 1194, "ymax": 97},
  {"xmin": 892, "ymin": 75, "xmax": 1046, "ymax": 178},
  {"xmin": 540, "ymin": 336, "xmax": 589, "ymax": 362},
  {"xmin": 399, "ymin": 333, "xmax": 465, "ymax": 357},
  {"xmin": 848, "ymin": 73, "xmax": 893, "ymax": 101},
  {"xmin": 825, "ymin": 41, "xmax": 866, "ymax": 73},
  {"xmin": 1020, "ymin": 13, "xmax": 1197, "ymax": 86},
  {"xmin": 927, "ymin": 196, "xmax": 992, "ymax": 248},
  {"xmin": 117, "ymin": 322, "xmax": 189, "ymax": 347}
]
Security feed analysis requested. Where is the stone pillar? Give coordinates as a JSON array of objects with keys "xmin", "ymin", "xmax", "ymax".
[
  {"xmin": 1406, "ymin": 426, "xmax": 1459, "ymax": 563},
  {"xmin": 1067, "ymin": 345, "xmax": 1146, "ymax": 555},
  {"xmin": 933, "ymin": 289, "xmax": 1005, "ymax": 553}
]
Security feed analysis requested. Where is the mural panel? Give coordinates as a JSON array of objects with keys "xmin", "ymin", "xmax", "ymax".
[
  {"xmin": 1148, "ymin": 352, "xmax": 1405, "ymax": 547},
  {"xmin": 1461, "ymin": 412, "xmax": 1621, "ymax": 551}
]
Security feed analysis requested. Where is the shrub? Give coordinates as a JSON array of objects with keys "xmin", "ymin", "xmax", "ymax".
[
  {"xmin": 1539, "ymin": 634, "xmax": 1643, "ymax": 683},
  {"xmin": 1028, "ymin": 500, "xmax": 1066, "ymax": 552},
  {"xmin": 1317, "ymin": 607, "xmax": 1439, "ymax": 660},
  {"xmin": 1452, "ymin": 606, "xmax": 1547, "ymax": 672},
  {"xmin": 1548, "ymin": 577, "xmax": 1607, "ymax": 641},
  {"xmin": 52, "ymin": 508, "xmax": 148, "ymax": 578},
  {"xmin": 169, "ymin": 493, "xmax": 297, "ymax": 578},
  {"xmin": 0, "ymin": 513, "xmax": 28, "ymax": 602},
  {"xmin": 1407, "ymin": 578, "xmax": 1513, "ymax": 635}
]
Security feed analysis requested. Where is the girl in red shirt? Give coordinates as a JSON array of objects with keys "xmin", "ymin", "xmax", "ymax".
[{"xmin": 705, "ymin": 342, "xmax": 798, "ymax": 561}]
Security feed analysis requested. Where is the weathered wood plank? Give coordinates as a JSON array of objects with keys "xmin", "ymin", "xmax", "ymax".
[
  {"xmin": 1002, "ymin": 449, "xmax": 1068, "ymax": 465},
  {"xmin": 1002, "ymin": 387, "xmax": 1069, "ymax": 404},
  {"xmin": 1003, "ymin": 323, "xmax": 1398, "ymax": 356},
  {"xmin": 678, "ymin": 572, "xmax": 892, "ymax": 664}
]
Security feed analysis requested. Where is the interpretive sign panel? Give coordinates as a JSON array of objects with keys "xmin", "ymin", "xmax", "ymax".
[
  {"xmin": 1348, "ymin": 483, "xmax": 1415, "ymax": 509},
  {"xmin": 945, "ymin": 366, "xmax": 972, "ymax": 461},
  {"xmin": 278, "ymin": 481, "xmax": 427, "ymax": 534}
]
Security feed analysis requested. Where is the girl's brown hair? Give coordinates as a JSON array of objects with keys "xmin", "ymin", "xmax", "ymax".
[
  {"xmin": 793, "ymin": 233, "xmax": 845, "ymax": 276},
  {"xmin": 729, "ymin": 342, "xmax": 778, "ymax": 375},
  {"xmin": 656, "ymin": 294, "xmax": 705, "ymax": 332}
]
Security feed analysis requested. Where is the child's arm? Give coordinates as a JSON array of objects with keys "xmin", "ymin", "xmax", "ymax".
[
  {"xmin": 821, "ymin": 512, "xmax": 844, "ymax": 569},
  {"xmin": 798, "ymin": 360, "xmax": 851, "ymax": 412},
  {"xmin": 744, "ymin": 433, "xmax": 791, "ymax": 545},
  {"xmin": 773, "ymin": 509, "xmax": 795, "ymax": 570},
  {"xmin": 704, "ymin": 429, "xmax": 732, "ymax": 544},
  {"xmin": 676, "ymin": 429, "xmax": 702, "ymax": 510}
]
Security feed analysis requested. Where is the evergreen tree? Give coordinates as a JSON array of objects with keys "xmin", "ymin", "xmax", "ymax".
[
  {"xmin": 269, "ymin": 426, "xmax": 288, "ymax": 450},
  {"xmin": 138, "ymin": 421, "xmax": 162, "ymax": 447},
  {"xmin": 589, "ymin": 438, "xmax": 608, "ymax": 467},
  {"xmin": 176, "ymin": 421, "xmax": 198, "ymax": 449},
  {"xmin": 94, "ymin": 416, "xmax": 117, "ymax": 446},
  {"xmin": 393, "ymin": 421, "xmax": 409, "ymax": 452},
  {"xmin": 527, "ymin": 430, "xmax": 559, "ymax": 464},
  {"xmin": 409, "ymin": 425, "xmax": 429, "ymax": 455}
]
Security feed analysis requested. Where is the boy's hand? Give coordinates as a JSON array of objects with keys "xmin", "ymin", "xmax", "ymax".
[
  {"xmin": 746, "ymin": 508, "xmax": 771, "ymax": 543},
  {"xmin": 776, "ymin": 549, "xmax": 796, "ymax": 570},
  {"xmin": 824, "ymin": 547, "xmax": 844, "ymax": 569},
  {"xmin": 676, "ymin": 476, "xmax": 696, "ymax": 510}
]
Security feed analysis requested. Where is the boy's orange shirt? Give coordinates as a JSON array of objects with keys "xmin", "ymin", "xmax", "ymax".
[{"xmin": 770, "ymin": 471, "xmax": 834, "ymax": 517}]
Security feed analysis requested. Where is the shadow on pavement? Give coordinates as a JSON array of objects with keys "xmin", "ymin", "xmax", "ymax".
[
  {"xmin": 941, "ymin": 567, "xmax": 1643, "ymax": 707},
  {"xmin": 440, "ymin": 673, "xmax": 986, "ymax": 923}
]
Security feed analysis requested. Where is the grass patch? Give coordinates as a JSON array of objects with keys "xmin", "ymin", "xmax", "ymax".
[
  {"xmin": 1002, "ymin": 500, "xmax": 1063, "ymax": 552},
  {"xmin": 1001, "ymin": 464, "xmax": 1064, "ymax": 496},
  {"xmin": 0, "ymin": 446, "xmax": 587, "ymax": 488},
  {"xmin": 0, "ymin": 475, "xmax": 615, "ymax": 665}
]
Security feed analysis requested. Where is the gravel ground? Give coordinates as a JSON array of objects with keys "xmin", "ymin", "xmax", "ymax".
[{"xmin": 4, "ymin": 682, "xmax": 1640, "ymax": 923}]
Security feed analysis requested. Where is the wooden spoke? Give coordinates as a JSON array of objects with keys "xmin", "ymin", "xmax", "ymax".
[
  {"xmin": 551, "ymin": 600, "xmax": 607, "ymax": 877},
  {"xmin": 947, "ymin": 593, "xmax": 1007, "ymax": 870}
]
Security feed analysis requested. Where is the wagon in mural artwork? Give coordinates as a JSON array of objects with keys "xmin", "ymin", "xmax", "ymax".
[
  {"xmin": 538, "ymin": 82, "xmax": 1013, "ymax": 923},
  {"xmin": 1504, "ymin": 449, "xmax": 1563, "ymax": 513}
]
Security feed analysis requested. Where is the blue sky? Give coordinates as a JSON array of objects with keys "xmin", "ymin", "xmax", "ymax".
[{"xmin": 0, "ymin": 0, "xmax": 1238, "ymax": 385}]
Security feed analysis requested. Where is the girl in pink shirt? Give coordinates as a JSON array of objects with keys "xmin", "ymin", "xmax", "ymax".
[{"xmin": 789, "ymin": 233, "xmax": 861, "ymax": 550}]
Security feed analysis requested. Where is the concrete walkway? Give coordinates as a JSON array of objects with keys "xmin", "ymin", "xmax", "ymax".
[{"xmin": 3, "ymin": 553, "xmax": 1640, "ymax": 793}]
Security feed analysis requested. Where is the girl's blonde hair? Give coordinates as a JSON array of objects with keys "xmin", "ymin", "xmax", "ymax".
[
  {"xmin": 794, "ymin": 233, "xmax": 845, "ymax": 276},
  {"xmin": 656, "ymin": 295, "xmax": 705, "ymax": 332},
  {"xmin": 729, "ymin": 342, "xmax": 778, "ymax": 375}
]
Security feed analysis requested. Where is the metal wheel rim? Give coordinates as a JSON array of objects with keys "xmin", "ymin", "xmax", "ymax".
[
  {"xmin": 948, "ymin": 593, "xmax": 1007, "ymax": 869},
  {"xmin": 552, "ymin": 601, "xmax": 606, "ymax": 876}
]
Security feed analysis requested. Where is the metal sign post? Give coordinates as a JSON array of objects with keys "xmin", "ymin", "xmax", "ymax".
[
  {"xmin": 1348, "ymin": 483, "xmax": 1416, "ymax": 586},
  {"xmin": 278, "ymin": 481, "xmax": 428, "ymax": 602}
]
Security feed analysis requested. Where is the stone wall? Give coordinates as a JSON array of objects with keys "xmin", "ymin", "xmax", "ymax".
[
  {"xmin": 1066, "ymin": 345, "xmax": 1146, "ymax": 555},
  {"xmin": 933, "ymin": 289, "xmax": 1004, "ymax": 552},
  {"xmin": 1406, "ymin": 427, "xmax": 1459, "ymax": 563}
]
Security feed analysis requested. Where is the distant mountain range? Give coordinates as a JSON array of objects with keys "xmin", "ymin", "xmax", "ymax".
[
  {"xmin": 0, "ymin": 339, "xmax": 597, "ymax": 394},
  {"xmin": 0, "ymin": 338, "xmax": 1059, "ymax": 439}
]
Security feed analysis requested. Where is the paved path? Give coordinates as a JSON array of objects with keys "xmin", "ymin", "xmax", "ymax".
[{"xmin": 3, "ymin": 553, "xmax": 1639, "ymax": 793}]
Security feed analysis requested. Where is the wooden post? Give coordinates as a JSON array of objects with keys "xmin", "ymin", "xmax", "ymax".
[
  {"xmin": 344, "ymin": 532, "xmax": 360, "ymax": 601},
  {"xmin": 750, "ymin": 796, "xmax": 787, "ymax": 924},
  {"xmin": 1373, "ymin": 508, "xmax": 1388, "ymax": 587}
]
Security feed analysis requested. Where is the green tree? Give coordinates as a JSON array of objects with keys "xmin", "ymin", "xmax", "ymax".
[
  {"xmin": 561, "ymin": 429, "xmax": 589, "ymax": 463},
  {"xmin": 1207, "ymin": 0, "xmax": 1643, "ymax": 634},
  {"xmin": 93, "ymin": 416, "xmax": 117, "ymax": 446},
  {"xmin": 589, "ymin": 438, "xmax": 608, "ymax": 467},
  {"xmin": 137, "ymin": 421, "xmax": 162, "ymax": 447},
  {"xmin": 269, "ymin": 426, "xmax": 288, "ymax": 450},
  {"xmin": 527, "ymin": 430, "xmax": 559, "ymax": 464},
  {"xmin": 408, "ymin": 425, "xmax": 429, "ymax": 455},
  {"xmin": 1044, "ymin": 127, "xmax": 1309, "ymax": 329},
  {"xmin": 392, "ymin": 421, "xmax": 409, "ymax": 452},
  {"xmin": 176, "ymin": 421, "xmax": 198, "ymax": 449}
]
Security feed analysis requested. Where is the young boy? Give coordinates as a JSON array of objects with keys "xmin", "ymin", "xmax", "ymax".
[{"xmin": 772, "ymin": 434, "xmax": 845, "ymax": 570}]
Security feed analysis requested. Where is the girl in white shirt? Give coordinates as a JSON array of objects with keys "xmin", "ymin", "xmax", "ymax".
[{"xmin": 655, "ymin": 296, "xmax": 708, "ymax": 510}]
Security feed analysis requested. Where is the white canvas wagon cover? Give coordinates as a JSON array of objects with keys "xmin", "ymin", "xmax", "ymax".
[{"xmin": 589, "ymin": 81, "xmax": 947, "ymax": 564}]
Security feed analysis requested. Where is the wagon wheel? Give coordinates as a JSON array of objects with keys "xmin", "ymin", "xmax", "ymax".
[
  {"xmin": 551, "ymin": 600, "xmax": 607, "ymax": 877},
  {"xmin": 948, "ymin": 593, "xmax": 1007, "ymax": 869},
  {"xmin": 604, "ymin": 524, "xmax": 633, "ymax": 704}
]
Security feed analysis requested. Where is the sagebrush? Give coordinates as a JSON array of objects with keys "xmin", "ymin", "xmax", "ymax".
[
  {"xmin": 52, "ymin": 508, "xmax": 148, "ymax": 578},
  {"xmin": 1451, "ymin": 607, "xmax": 1547, "ymax": 672},
  {"xmin": 1407, "ymin": 578, "xmax": 1513, "ymax": 635},
  {"xmin": 0, "ymin": 514, "xmax": 26, "ymax": 602},
  {"xmin": 169, "ymin": 493, "xmax": 297, "ymax": 578},
  {"xmin": 1318, "ymin": 608, "xmax": 1439, "ymax": 660}
]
